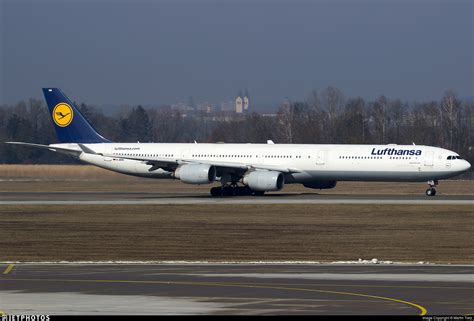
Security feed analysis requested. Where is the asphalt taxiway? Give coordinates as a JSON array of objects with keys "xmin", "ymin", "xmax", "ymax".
[
  {"xmin": 0, "ymin": 264, "xmax": 472, "ymax": 315},
  {"xmin": 1, "ymin": 191, "xmax": 473, "ymax": 205}
]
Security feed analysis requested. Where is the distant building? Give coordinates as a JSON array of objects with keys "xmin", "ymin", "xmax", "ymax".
[
  {"xmin": 220, "ymin": 101, "xmax": 235, "ymax": 112},
  {"xmin": 171, "ymin": 102, "xmax": 192, "ymax": 112},
  {"xmin": 243, "ymin": 89, "xmax": 250, "ymax": 112},
  {"xmin": 235, "ymin": 90, "xmax": 244, "ymax": 113},
  {"xmin": 197, "ymin": 102, "xmax": 214, "ymax": 113},
  {"xmin": 236, "ymin": 89, "xmax": 250, "ymax": 113}
]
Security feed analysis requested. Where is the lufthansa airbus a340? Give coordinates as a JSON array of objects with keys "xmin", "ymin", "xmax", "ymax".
[{"xmin": 6, "ymin": 88, "xmax": 471, "ymax": 196}]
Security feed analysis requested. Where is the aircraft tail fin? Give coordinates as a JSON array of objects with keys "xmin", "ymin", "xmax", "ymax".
[{"xmin": 42, "ymin": 88, "xmax": 110, "ymax": 143}]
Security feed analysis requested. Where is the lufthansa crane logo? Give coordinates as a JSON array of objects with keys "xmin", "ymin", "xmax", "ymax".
[{"xmin": 52, "ymin": 103, "xmax": 73, "ymax": 127}]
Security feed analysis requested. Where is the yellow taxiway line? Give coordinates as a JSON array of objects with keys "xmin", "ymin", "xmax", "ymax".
[
  {"xmin": 2, "ymin": 264, "xmax": 14, "ymax": 275},
  {"xmin": 0, "ymin": 277, "xmax": 428, "ymax": 315}
]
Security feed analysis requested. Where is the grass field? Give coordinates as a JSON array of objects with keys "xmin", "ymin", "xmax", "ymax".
[
  {"xmin": 0, "ymin": 165, "xmax": 472, "ymax": 263},
  {"xmin": 0, "ymin": 204, "xmax": 472, "ymax": 263}
]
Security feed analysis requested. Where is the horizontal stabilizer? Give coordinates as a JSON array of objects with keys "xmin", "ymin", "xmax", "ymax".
[{"xmin": 5, "ymin": 142, "xmax": 82, "ymax": 155}]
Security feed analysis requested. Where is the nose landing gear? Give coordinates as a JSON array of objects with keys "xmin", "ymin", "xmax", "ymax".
[{"xmin": 425, "ymin": 180, "xmax": 438, "ymax": 196}]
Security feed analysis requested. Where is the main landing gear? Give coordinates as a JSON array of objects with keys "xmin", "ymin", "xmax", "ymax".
[
  {"xmin": 425, "ymin": 180, "xmax": 438, "ymax": 196},
  {"xmin": 210, "ymin": 185, "xmax": 265, "ymax": 197}
]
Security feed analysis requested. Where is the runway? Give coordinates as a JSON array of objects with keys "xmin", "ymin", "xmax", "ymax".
[
  {"xmin": 1, "ymin": 191, "xmax": 473, "ymax": 205},
  {"xmin": 0, "ymin": 264, "xmax": 472, "ymax": 315}
]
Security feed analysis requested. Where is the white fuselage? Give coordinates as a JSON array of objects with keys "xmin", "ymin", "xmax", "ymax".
[{"xmin": 54, "ymin": 143, "xmax": 470, "ymax": 183}]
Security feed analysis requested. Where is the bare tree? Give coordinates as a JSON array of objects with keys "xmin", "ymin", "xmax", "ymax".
[
  {"xmin": 412, "ymin": 101, "xmax": 443, "ymax": 147},
  {"xmin": 277, "ymin": 99, "xmax": 294, "ymax": 143},
  {"xmin": 387, "ymin": 99, "xmax": 406, "ymax": 143},
  {"xmin": 307, "ymin": 89, "xmax": 321, "ymax": 111},
  {"xmin": 440, "ymin": 90, "xmax": 460, "ymax": 149},
  {"xmin": 320, "ymin": 87, "xmax": 345, "ymax": 143},
  {"xmin": 372, "ymin": 95, "xmax": 389, "ymax": 143},
  {"xmin": 321, "ymin": 86, "xmax": 344, "ymax": 121},
  {"xmin": 341, "ymin": 98, "xmax": 367, "ymax": 144}
]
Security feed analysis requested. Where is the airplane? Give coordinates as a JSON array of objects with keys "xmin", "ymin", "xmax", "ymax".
[{"xmin": 5, "ymin": 88, "xmax": 471, "ymax": 197}]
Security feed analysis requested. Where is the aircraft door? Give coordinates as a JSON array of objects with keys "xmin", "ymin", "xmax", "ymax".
[
  {"xmin": 181, "ymin": 148, "xmax": 191, "ymax": 160},
  {"xmin": 445, "ymin": 156, "xmax": 452, "ymax": 169},
  {"xmin": 424, "ymin": 151, "xmax": 434, "ymax": 166},
  {"xmin": 316, "ymin": 150, "xmax": 326, "ymax": 165},
  {"xmin": 257, "ymin": 152, "xmax": 264, "ymax": 165},
  {"xmin": 104, "ymin": 146, "xmax": 113, "ymax": 162}
]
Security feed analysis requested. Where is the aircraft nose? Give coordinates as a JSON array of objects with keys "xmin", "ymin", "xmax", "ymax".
[{"xmin": 462, "ymin": 160, "xmax": 471, "ymax": 172}]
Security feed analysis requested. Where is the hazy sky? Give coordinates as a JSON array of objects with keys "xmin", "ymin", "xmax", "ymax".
[{"xmin": 1, "ymin": 0, "xmax": 472, "ymax": 107}]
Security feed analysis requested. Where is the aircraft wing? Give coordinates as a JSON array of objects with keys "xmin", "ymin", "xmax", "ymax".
[
  {"xmin": 5, "ymin": 143, "xmax": 302, "ymax": 174},
  {"xmin": 182, "ymin": 159, "xmax": 301, "ymax": 173},
  {"xmin": 100, "ymin": 153, "xmax": 301, "ymax": 173}
]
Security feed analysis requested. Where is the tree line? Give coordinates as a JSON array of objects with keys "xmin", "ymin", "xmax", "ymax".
[{"xmin": 0, "ymin": 87, "xmax": 472, "ymax": 177}]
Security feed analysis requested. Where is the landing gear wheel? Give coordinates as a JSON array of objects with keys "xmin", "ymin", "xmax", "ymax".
[
  {"xmin": 425, "ymin": 180, "xmax": 438, "ymax": 197},
  {"xmin": 233, "ymin": 186, "xmax": 247, "ymax": 196},
  {"xmin": 211, "ymin": 185, "xmax": 264, "ymax": 197},
  {"xmin": 210, "ymin": 187, "xmax": 222, "ymax": 197},
  {"xmin": 222, "ymin": 186, "xmax": 234, "ymax": 196},
  {"xmin": 242, "ymin": 186, "xmax": 252, "ymax": 196}
]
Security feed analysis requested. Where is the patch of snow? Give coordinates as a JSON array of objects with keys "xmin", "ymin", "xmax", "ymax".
[
  {"xmin": 189, "ymin": 273, "xmax": 474, "ymax": 283},
  {"xmin": 0, "ymin": 260, "xmax": 323, "ymax": 265},
  {"xmin": 0, "ymin": 290, "xmax": 226, "ymax": 315},
  {"xmin": 0, "ymin": 259, "xmax": 455, "ymax": 266},
  {"xmin": 330, "ymin": 258, "xmax": 433, "ymax": 265}
]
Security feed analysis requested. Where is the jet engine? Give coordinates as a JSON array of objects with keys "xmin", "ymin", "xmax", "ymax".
[
  {"xmin": 174, "ymin": 164, "xmax": 216, "ymax": 184},
  {"xmin": 243, "ymin": 170, "xmax": 284, "ymax": 191}
]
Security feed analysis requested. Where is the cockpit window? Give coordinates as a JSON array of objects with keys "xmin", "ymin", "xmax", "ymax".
[
  {"xmin": 447, "ymin": 155, "xmax": 462, "ymax": 160},
  {"xmin": 447, "ymin": 156, "xmax": 452, "ymax": 160}
]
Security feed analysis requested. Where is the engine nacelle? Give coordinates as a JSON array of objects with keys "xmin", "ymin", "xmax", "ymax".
[
  {"xmin": 243, "ymin": 170, "xmax": 284, "ymax": 191},
  {"xmin": 303, "ymin": 180, "xmax": 337, "ymax": 189},
  {"xmin": 174, "ymin": 164, "xmax": 216, "ymax": 184}
]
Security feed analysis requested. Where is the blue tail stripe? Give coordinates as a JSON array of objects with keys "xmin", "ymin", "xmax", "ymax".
[{"xmin": 42, "ymin": 88, "xmax": 110, "ymax": 143}]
